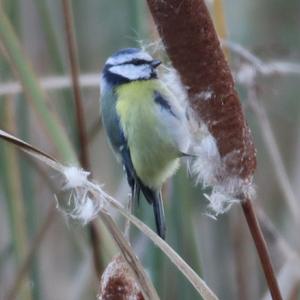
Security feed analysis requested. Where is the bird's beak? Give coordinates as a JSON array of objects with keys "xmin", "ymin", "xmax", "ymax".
[{"xmin": 151, "ymin": 59, "xmax": 161, "ymax": 68}]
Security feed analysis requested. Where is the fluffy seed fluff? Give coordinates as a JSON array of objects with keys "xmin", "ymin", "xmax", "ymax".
[
  {"xmin": 149, "ymin": 42, "xmax": 256, "ymax": 216},
  {"xmin": 56, "ymin": 166, "xmax": 105, "ymax": 224},
  {"xmin": 62, "ymin": 166, "xmax": 90, "ymax": 189}
]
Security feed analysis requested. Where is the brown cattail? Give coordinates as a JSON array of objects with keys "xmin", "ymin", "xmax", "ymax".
[
  {"xmin": 99, "ymin": 255, "xmax": 144, "ymax": 300},
  {"xmin": 147, "ymin": 0, "xmax": 256, "ymax": 180}
]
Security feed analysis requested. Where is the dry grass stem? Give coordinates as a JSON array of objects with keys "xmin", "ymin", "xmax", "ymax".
[
  {"xmin": 0, "ymin": 129, "xmax": 218, "ymax": 300},
  {"xmin": 98, "ymin": 212, "xmax": 160, "ymax": 300},
  {"xmin": 0, "ymin": 73, "xmax": 99, "ymax": 96},
  {"xmin": 223, "ymin": 40, "xmax": 300, "ymax": 79}
]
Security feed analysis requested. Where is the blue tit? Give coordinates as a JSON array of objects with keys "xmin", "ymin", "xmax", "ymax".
[{"xmin": 100, "ymin": 48, "xmax": 190, "ymax": 239}]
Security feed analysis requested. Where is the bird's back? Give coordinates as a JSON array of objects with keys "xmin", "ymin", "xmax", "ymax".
[{"xmin": 100, "ymin": 86, "xmax": 126, "ymax": 160}]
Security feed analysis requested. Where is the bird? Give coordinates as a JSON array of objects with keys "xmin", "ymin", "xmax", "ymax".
[{"xmin": 100, "ymin": 48, "xmax": 190, "ymax": 239}]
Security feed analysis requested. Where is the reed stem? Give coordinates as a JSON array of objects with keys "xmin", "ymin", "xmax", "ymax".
[
  {"xmin": 61, "ymin": 0, "xmax": 103, "ymax": 276},
  {"xmin": 241, "ymin": 199, "xmax": 283, "ymax": 300}
]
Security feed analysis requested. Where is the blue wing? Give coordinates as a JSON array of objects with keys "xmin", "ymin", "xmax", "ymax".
[
  {"xmin": 154, "ymin": 91, "xmax": 178, "ymax": 118},
  {"xmin": 153, "ymin": 89, "xmax": 190, "ymax": 156},
  {"xmin": 101, "ymin": 89, "xmax": 136, "ymax": 194}
]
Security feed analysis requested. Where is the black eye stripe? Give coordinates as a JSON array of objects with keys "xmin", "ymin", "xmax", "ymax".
[
  {"xmin": 119, "ymin": 59, "xmax": 151, "ymax": 66},
  {"xmin": 132, "ymin": 59, "xmax": 150, "ymax": 65}
]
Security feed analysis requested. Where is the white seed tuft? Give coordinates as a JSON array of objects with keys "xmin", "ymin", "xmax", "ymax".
[
  {"xmin": 62, "ymin": 166, "xmax": 90, "ymax": 189},
  {"xmin": 55, "ymin": 166, "xmax": 105, "ymax": 224}
]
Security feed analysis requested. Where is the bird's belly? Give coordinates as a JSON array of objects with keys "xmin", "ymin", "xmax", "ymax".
[
  {"xmin": 126, "ymin": 110, "xmax": 180, "ymax": 189},
  {"xmin": 131, "ymin": 140, "xmax": 180, "ymax": 189}
]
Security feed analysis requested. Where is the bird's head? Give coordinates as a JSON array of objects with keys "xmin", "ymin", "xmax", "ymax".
[{"xmin": 101, "ymin": 48, "xmax": 161, "ymax": 87}]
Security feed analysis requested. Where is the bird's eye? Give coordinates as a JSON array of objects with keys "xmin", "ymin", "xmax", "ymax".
[{"xmin": 130, "ymin": 59, "xmax": 149, "ymax": 66}]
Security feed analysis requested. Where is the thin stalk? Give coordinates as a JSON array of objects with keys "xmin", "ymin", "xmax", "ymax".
[
  {"xmin": 33, "ymin": 0, "xmax": 77, "ymax": 140},
  {"xmin": 0, "ymin": 73, "xmax": 99, "ymax": 96},
  {"xmin": 2, "ymin": 0, "xmax": 40, "ymax": 300},
  {"xmin": 2, "ymin": 99, "xmax": 32, "ymax": 300},
  {"xmin": 17, "ymin": 95, "xmax": 41, "ymax": 300},
  {"xmin": 61, "ymin": 0, "xmax": 90, "ymax": 169},
  {"xmin": 88, "ymin": 223, "xmax": 103, "ymax": 276},
  {"xmin": 6, "ymin": 204, "xmax": 56, "ymax": 300},
  {"xmin": 33, "ymin": 0, "xmax": 65, "ymax": 73},
  {"xmin": 61, "ymin": 0, "xmax": 103, "ymax": 276},
  {"xmin": 99, "ymin": 212, "xmax": 160, "ymax": 300},
  {"xmin": 0, "ymin": 6, "xmax": 77, "ymax": 163},
  {"xmin": 241, "ymin": 199, "xmax": 283, "ymax": 300}
]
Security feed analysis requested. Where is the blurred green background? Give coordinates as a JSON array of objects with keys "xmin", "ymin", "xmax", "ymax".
[{"xmin": 0, "ymin": 0, "xmax": 300, "ymax": 299}]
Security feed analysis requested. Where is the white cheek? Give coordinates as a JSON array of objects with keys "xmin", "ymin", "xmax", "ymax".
[{"xmin": 109, "ymin": 64, "xmax": 152, "ymax": 80}]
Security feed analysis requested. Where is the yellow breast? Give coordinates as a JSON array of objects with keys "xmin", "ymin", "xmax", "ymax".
[{"xmin": 115, "ymin": 80, "xmax": 180, "ymax": 188}]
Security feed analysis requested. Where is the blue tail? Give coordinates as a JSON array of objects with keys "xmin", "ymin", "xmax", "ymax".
[{"xmin": 140, "ymin": 185, "xmax": 166, "ymax": 239}]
